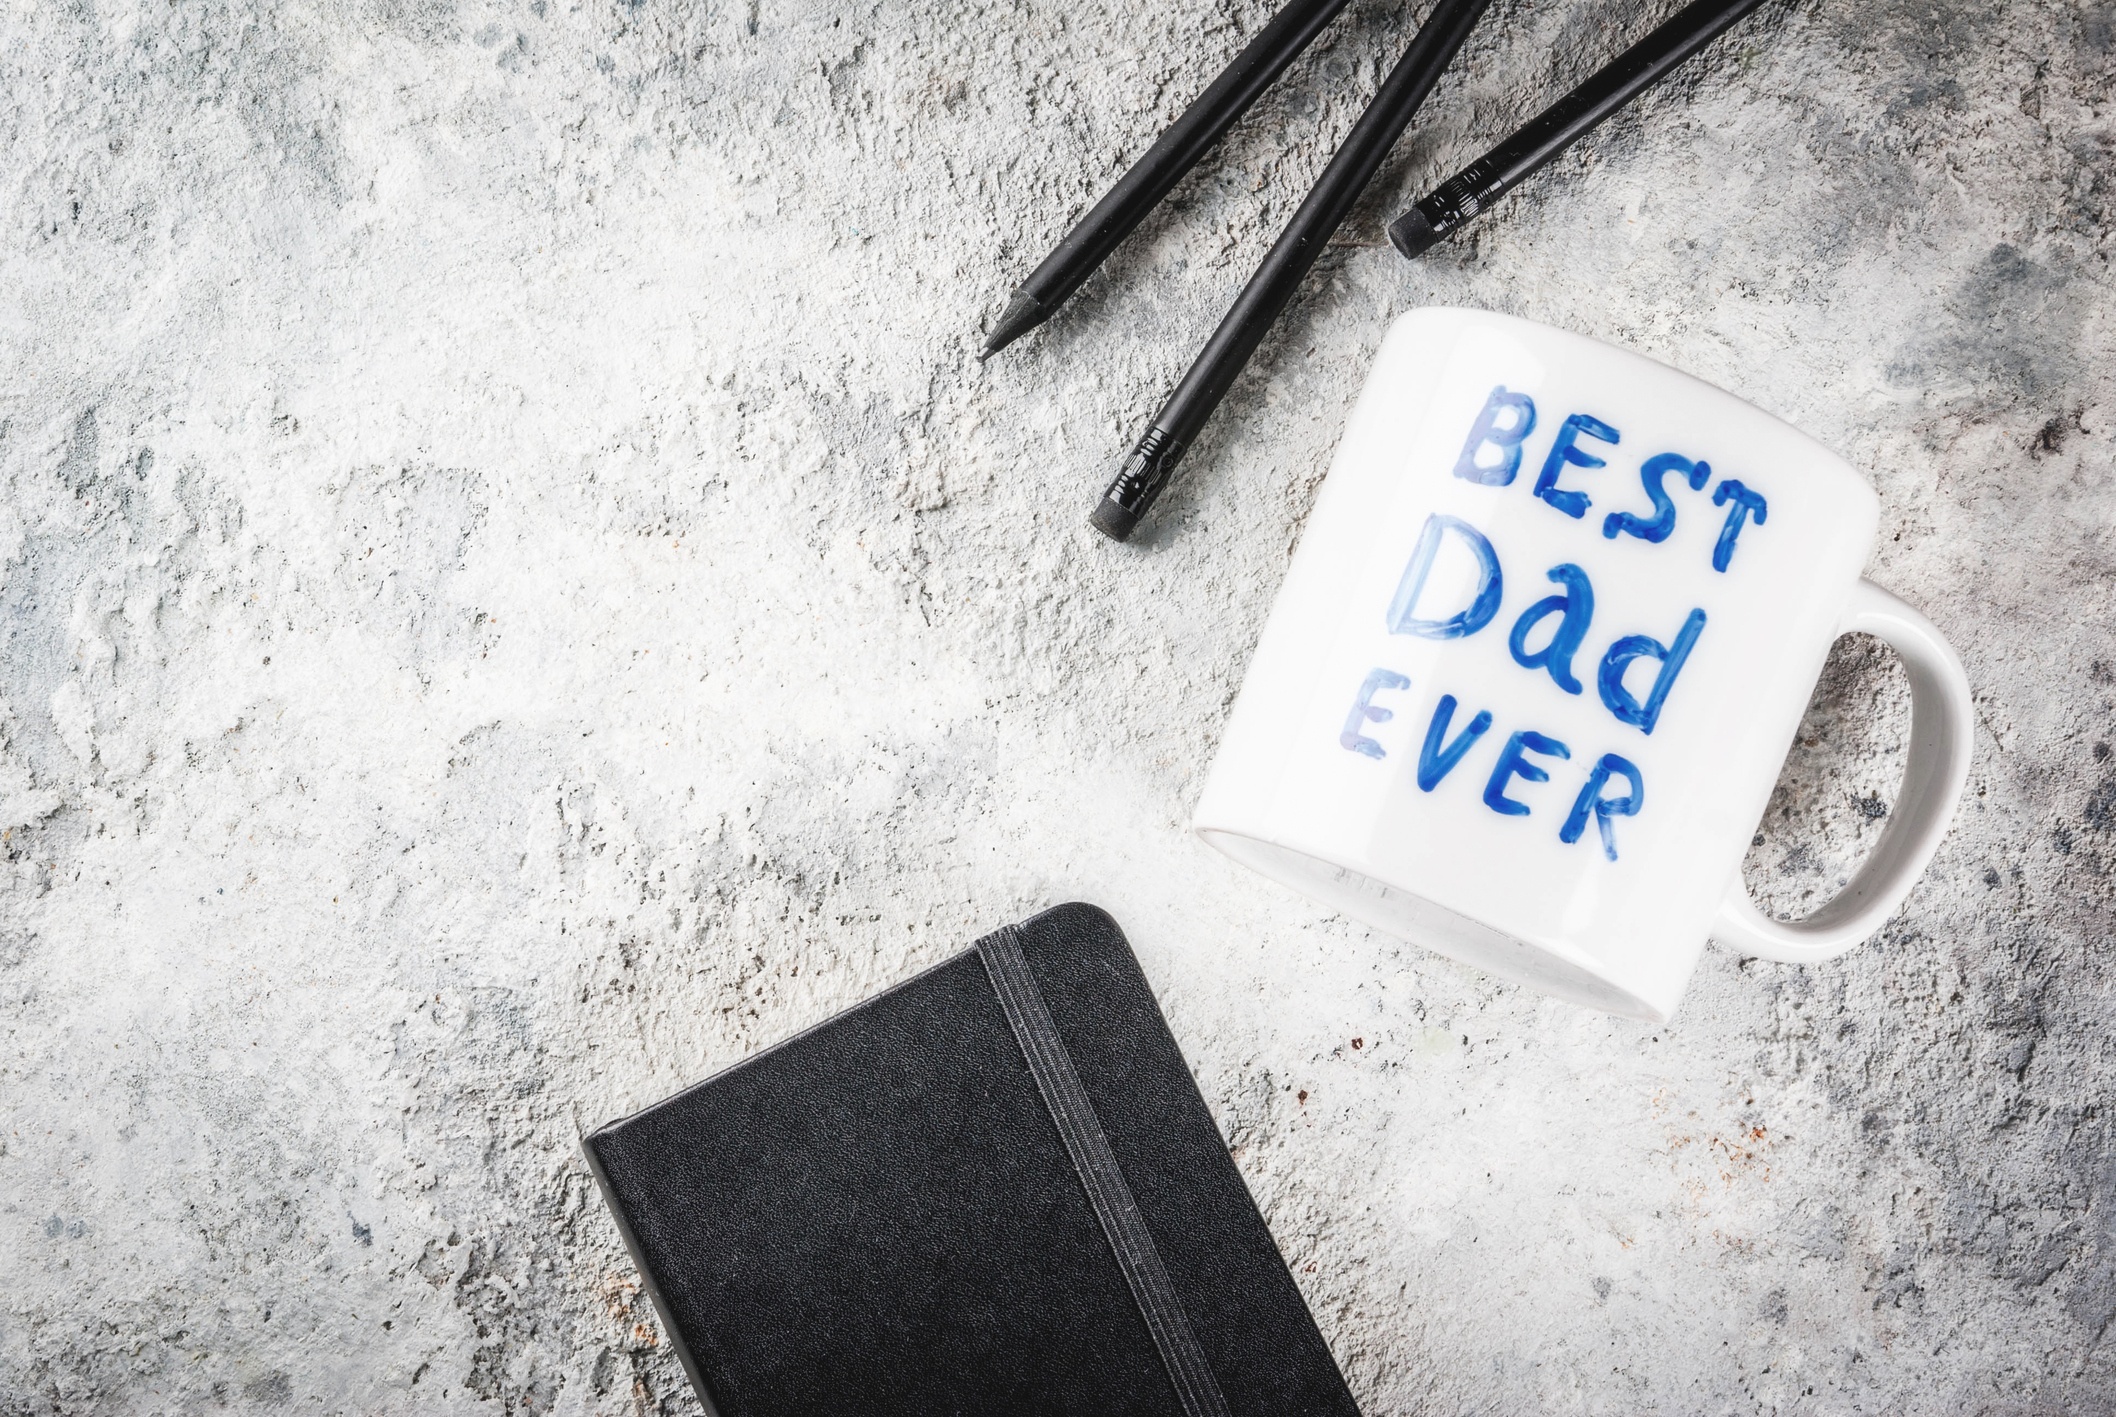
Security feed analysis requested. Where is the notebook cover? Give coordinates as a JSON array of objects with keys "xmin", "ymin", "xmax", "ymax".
[{"xmin": 581, "ymin": 902, "xmax": 1361, "ymax": 1417}]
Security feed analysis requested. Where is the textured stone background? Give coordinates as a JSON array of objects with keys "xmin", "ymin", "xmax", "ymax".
[{"xmin": 3, "ymin": 0, "xmax": 2113, "ymax": 1410}]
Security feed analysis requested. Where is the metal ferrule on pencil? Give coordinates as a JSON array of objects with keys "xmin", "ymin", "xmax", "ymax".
[
  {"xmin": 1391, "ymin": 159, "xmax": 1503, "ymax": 258},
  {"xmin": 1091, "ymin": 427, "xmax": 1187, "ymax": 542}
]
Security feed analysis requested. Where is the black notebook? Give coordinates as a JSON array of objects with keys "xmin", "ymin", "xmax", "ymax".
[{"xmin": 582, "ymin": 902, "xmax": 1362, "ymax": 1417}]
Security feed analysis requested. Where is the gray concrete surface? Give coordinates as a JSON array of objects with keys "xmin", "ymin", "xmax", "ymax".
[{"xmin": 3, "ymin": 0, "xmax": 2113, "ymax": 1411}]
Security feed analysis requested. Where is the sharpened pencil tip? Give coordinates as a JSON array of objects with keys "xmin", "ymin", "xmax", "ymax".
[{"xmin": 981, "ymin": 290, "xmax": 1048, "ymax": 359}]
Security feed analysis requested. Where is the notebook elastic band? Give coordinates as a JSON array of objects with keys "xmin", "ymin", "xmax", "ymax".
[{"xmin": 978, "ymin": 925, "xmax": 1234, "ymax": 1417}]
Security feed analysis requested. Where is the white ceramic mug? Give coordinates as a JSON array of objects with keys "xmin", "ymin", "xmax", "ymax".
[{"xmin": 1195, "ymin": 307, "xmax": 1973, "ymax": 1023}]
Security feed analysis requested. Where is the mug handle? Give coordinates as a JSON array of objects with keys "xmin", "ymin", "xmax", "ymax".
[{"xmin": 1712, "ymin": 578, "xmax": 1975, "ymax": 965}]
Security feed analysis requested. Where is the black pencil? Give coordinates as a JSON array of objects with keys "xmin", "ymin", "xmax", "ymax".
[
  {"xmin": 982, "ymin": 0, "xmax": 1357, "ymax": 360},
  {"xmin": 1389, "ymin": 0, "xmax": 1772, "ymax": 259},
  {"xmin": 1092, "ymin": 0, "xmax": 1492, "ymax": 542}
]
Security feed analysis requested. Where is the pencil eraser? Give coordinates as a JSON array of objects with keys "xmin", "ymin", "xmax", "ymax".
[
  {"xmin": 1388, "ymin": 207, "xmax": 1439, "ymax": 260},
  {"xmin": 1089, "ymin": 498, "xmax": 1139, "ymax": 542}
]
